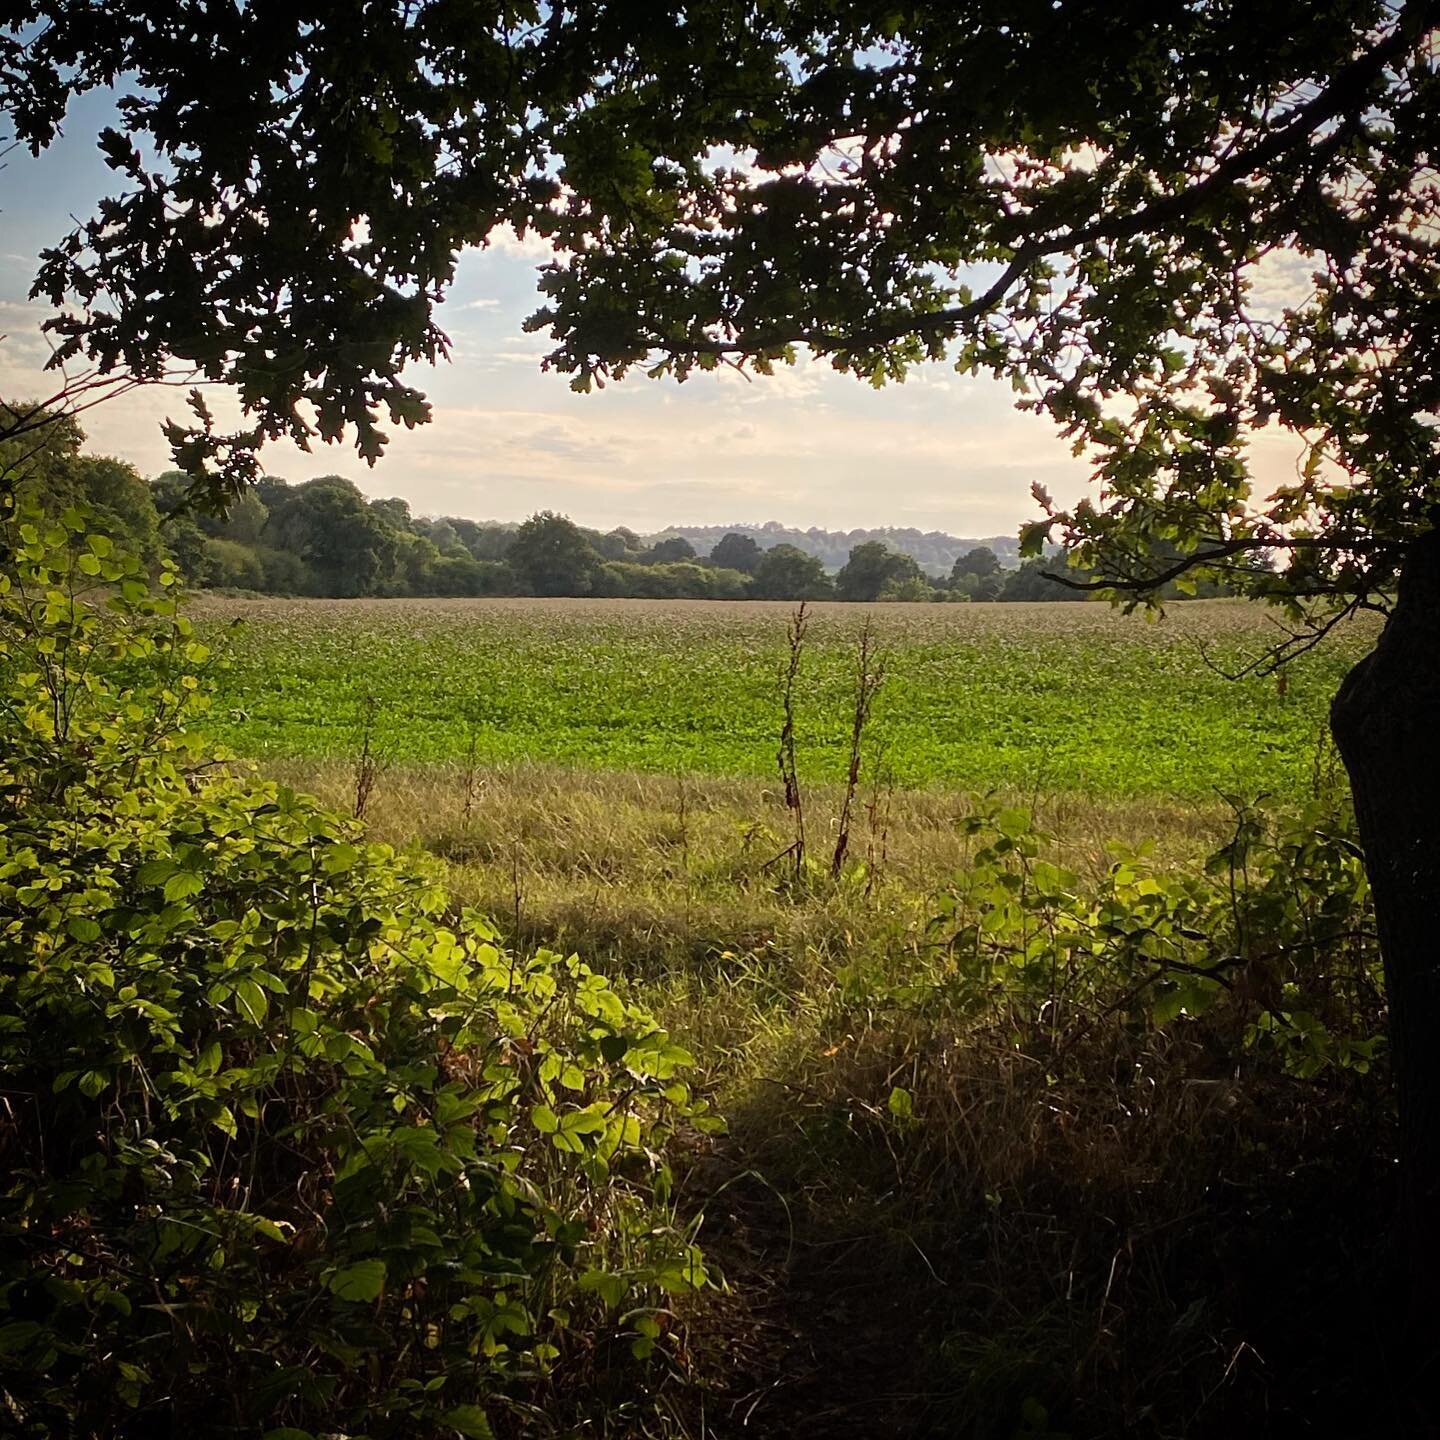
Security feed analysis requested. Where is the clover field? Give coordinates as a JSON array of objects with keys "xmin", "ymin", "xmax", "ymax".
[{"xmin": 193, "ymin": 594, "xmax": 1372, "ymax": 800}]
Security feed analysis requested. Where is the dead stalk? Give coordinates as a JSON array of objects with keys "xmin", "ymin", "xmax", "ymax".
[
  {"xmin": 350, "ymin": 695, "xmax": 389, "ymax": 821},
  {"xmin": 775, "ymin": 601, "xmax": 809, "ymax": 889},
  {"xmin": 833, "ymin": 618, "xmax": 887, "ymax": 878}
]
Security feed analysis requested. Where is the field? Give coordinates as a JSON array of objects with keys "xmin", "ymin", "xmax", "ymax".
[
  {"xmin": 176, "ymin": 592, "xmax": 1397, "ymax": 1437},
  {"xmin": 193, "ymin": 594, "xmax": 1373, "ymax": 800}
]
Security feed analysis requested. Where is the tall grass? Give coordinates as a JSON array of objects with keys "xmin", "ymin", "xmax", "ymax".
[{"xmin": 254, "ymin": 751, "xmax": 1402, "ymax": 1438}]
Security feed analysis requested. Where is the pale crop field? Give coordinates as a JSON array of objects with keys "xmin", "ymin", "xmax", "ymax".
[{"xmin": 192, "ymin": 594, "xmax": 1375, "ymax": 800}]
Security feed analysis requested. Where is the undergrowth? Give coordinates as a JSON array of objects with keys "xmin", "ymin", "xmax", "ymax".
[
  {"xmin": 0, "ymin": 506, "xmax": 716, "ymax": 1438},
  {"xmin": 685, "ymin": 794, "xmax": 1393, "ymax": 1437},
  {"xmin": 3, "ymin": 502, "xmax": 1406, "ymax": 1438}
]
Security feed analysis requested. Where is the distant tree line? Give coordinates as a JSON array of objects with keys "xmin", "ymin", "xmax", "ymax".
[
  {"xmin": 657, "ymin": 522, "xmax": 1021, "ymax": 576},
  {"xmin": 13, "ymin": 427, "xmax": 1235, "ymax": 603}
]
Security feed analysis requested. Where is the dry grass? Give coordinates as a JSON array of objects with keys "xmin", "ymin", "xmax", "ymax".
[
  {"xmin": 264, "ymin": 757, "xmax": 1229, "ymax": 973},
  {"xmin": 246, "ymin": 754, "xmax": 1403, "ymax": 1438}
]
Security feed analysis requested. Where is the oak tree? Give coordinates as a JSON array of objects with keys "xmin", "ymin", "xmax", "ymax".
[{"xmin": 6, "ymin": 0, "xmax": 1440, "ymax": 1293}]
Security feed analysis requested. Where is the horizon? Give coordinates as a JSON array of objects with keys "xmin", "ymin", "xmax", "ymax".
[{"xmin": 199, "ymin": 479, "xmax": 1026, "ymax": 544}]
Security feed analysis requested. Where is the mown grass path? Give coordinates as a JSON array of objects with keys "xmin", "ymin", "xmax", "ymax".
[{"xmin": 194, "ymin": 595, "xmax": 1373, "ymax": 800}]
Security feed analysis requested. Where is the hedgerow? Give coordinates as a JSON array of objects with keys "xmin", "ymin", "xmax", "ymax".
[{"xmin": 0, "ymin": 504, "xmax": 715, "ymax": 1438}]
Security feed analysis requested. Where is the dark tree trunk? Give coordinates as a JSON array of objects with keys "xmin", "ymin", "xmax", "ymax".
[{"xmin": 1331, "ymin": 529, "xmax": 1440, "ymax": 1328}]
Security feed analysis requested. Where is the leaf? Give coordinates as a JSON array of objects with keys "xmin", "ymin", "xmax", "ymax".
[
  {"xmin": 328, "ymin": 1258, "xmax": 387, "ymax": 1302},
  {"xmin": 163, "ymin": 870, "xmax": 204, "ymax": 902},
  {"xmin": 577, "ymin": 1269, "xmax": 629, "ymax": 1309},
  {"xmin": 233, "ymin": 978, "xmax": 268, "ymax": 1024},
  {"xmin": 137, "ymin": 858, "xmax": 178, "ymax": 887},
  {"xmin": 441, "ymin": 1405, "xmax": 495, "ymax": 1439},
  {"xmin": 0, "ymin": 1321, "xmax": 42, "ymax": 1354}
]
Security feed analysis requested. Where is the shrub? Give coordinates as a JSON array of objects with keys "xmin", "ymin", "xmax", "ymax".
[
  {"xmin": 203, "ymin": 535, "xmax": 266, "ymax": 590},
  {"xmin": 0, "ymin": 504, "xmax": 714, "ymax": 1437},
  {"xmin": 924, "ymin": 795, "xmax": 1381, "ymax": 1075}
]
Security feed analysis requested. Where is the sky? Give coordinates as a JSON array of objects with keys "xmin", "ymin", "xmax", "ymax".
[{"xmin": 0, "ymin": 90, "xmax": 1298, "ymax": 538}]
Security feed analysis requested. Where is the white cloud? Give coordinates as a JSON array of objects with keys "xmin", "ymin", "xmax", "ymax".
[
  {"xmin": 484, "ymin": 223, "xmax": 559, "ymax": 262},
  {"xmin": 0, "ymin": 258, "xmax": 1105, "ymax": 535}
]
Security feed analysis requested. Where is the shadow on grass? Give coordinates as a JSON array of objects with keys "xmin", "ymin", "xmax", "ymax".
[{"xmin": 678, "ymin": 1029, "xmax": 1411, "ymax": 1439}]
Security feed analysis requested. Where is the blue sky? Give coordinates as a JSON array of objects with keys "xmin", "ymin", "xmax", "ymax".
[{"xmin": 3, "ymin": 88, "xmax": 1100, "ymax": 536}]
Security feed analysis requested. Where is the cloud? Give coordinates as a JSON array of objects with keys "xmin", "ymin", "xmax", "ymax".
[
  {"xmin": 0, "ymin": 249, "xmax": 1112, "ymax": 535},
  {"xmin": 484, "ymin": 223, "xmax": 559, "ymax": 262}
]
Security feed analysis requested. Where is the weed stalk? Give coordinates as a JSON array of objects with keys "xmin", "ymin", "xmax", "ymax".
[{"xmin": 833, "ymin": 618, "xmax": 886, "ymax": 878}]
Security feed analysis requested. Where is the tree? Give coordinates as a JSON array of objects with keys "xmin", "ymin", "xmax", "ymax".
[
  {"xmin": 370, "ymin": 496, "xmax": 413, "ymax": 532},
  {"xmin": 952, "ymin": 547, "xmax": 1001, "ymax": 584},
  {"xmin": 506, "ymin": 511, "xmax": 602, "ymax": 597},
  {"xmin": 591, "ymin": 529, "xmax": 636, "ymax": 561},
  {"xmin": 642, "ymin": 535, "xmax": 697, "ymax": 564},
  {"xmin": 265, "ymin": 476, "xmax": 396, "ymax": 597},
  {"xmin": 9, "ymin": 0, "xmax": 1440, "ymax": 1300},
  {"xmin": 836, "ymin": 541, "xmax": 922, "ymax": 602},
  {"xmin": 751, "ymin": 543, "xmax": 833, "ymax": 601},
  {"xmin": 709, "ymin": 532, "xmax": 762, "ymax": 575},
  {"xmin": 8, "ymin": 409, "xmax": 165, "ymax": 564},
  {"xmin": 999, "ymin": 556, "xmax": 1090, "ymax": 603}
]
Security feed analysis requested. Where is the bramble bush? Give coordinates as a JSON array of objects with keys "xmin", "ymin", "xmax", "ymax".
[
  {"xmin": 0, "ymin": 505, "xmax": 716, "ymax": 1438},
  {"xmin": 930, "ymin": 795, "xmax": 1380, "ymax": 1076}
]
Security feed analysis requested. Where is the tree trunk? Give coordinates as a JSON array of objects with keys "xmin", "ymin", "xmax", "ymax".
[{"xmin": 1331, "ymin": 529, "xmax": 1440, "ymax": 1330}]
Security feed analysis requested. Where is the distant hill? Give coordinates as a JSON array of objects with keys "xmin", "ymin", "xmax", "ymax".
[{"xmin": 649, "ymin": 522, "xmax": 1021, "ymax": 576}]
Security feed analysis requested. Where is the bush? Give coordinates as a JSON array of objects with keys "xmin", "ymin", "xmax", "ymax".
[
  {"xmin": 255, "ymin": 544, "xmax": 312, "ymax": 596},
  {"xmin": 923, "ymin": 795, "xmax": 1381, "ymax": 1075},
  {"xmin": 0, "ymin": 504, "xmax": 715, "ymax": 1437}
]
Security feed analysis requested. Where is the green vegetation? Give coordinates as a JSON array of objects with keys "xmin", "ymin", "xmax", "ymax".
[
  {"xmin": 194, "ymin": 594, "xmax": 1368, "ymax": 799},
  {"xmin": 7, "ymin": 1, "xmax": 1440, "ymax": 1432},
  {"xmin": 0, "ymin": 460, "xmax": 1404, "ymax": 1438},
  {"xmin": 11, "ymin": 440, "xmax": 1088, "ymax": 604},
  {"xmin": 157, "ymin": 477, "xmax": 1091, "ymax": 604},
  {"xmin": 0, "ymin": 508, "xmax": 713, "ymax": 1439}
]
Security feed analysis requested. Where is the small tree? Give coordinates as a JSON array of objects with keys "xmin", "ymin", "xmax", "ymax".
[
  {"xmin": 750, "ymin": 543, "xmax": 833, "ymax": 600},
  {"xmin": 836, "ymin": 540, "xmax": 922, "ymax": 602},
  {"xmin": 643, "ymin": 534, "xmax": 697, "ymax": 564},
  {"xmin": 951, "ymin": 546, "xmax": 1001, "ymax": 584}
]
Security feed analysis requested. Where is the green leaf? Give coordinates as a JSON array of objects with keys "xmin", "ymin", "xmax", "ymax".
[
  {"xmin": 137, "ymin": 858, "xmax": 177, "ymax": 887},
  {"xmin": 233, "ymin": 978, "xmax": 268, "ymax": 1024},
  {"xmin": 441, "ymin": 1405, "xmax": 495, "ymax": 1439},
  {"xmin": 163, "ymin": 870, "xmax": 204, "ymax": 902},
  {"xmin": 328, "ymin": 1258, "xmax": 387, "ymax": 1302}
]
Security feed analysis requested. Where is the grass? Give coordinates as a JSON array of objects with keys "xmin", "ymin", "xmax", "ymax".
[
  {"xmin": 275, "ymin": 761, "xmax": 1230, "ymax": 970},
  {"xmin": 213, "ymin": 596, "xmax": 1404, "ymax": 1437},
  {"xmin": 263, "ymin": 753, "xmax": 1399, "ymax": 1438},
  {"xmin": 194, "ymin": 595, "xmax": 1375, "ymax": 799}
]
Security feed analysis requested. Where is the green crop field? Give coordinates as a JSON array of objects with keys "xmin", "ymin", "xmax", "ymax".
[{"xmin": 193, "ymin": 595, "xmax": 1374, "ymax": 799}]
